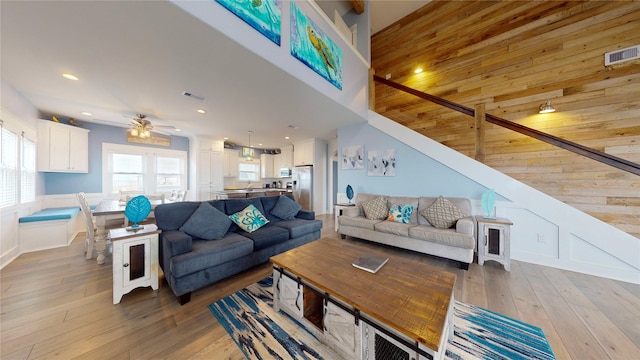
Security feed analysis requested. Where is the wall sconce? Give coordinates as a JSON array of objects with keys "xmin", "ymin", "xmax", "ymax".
[{"xmin": 539, "ymin": 100, "xmax": 556, "ymax": 114}]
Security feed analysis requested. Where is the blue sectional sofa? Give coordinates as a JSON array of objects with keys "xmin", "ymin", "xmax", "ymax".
[{"xmin": 154, "ymin": 194, "xmax": 322, "ymax": 304}]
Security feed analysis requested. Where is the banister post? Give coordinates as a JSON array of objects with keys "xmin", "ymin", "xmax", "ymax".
[
  {"xmin": 369, "ymin": 68, "xmax": 376, "ymax": 111},
  {"xmin": 475, "ymin": 103, "xmax": 486, "ymax": 163}
]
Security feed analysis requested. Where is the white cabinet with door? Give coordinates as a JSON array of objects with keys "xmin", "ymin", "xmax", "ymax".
[
  {"xmin": 223, "ymin": 149, "xmax": 239, "ymax": 177},
  {"xmin": 110, "ymin": 225, "xmax": 159, "ymax": 304},
  {"xmin": 280, "ymin": 145, "xmax": 293, "ymax": 170},
  {"xmin": 37, "ymin": 119, "xmax": 89, "ymax": 173},
  {"xmin": 293, "ymin": 139, "xmax": 314, "ymax": 166},
  {"xmin": 197, "ymin": 150, "xmax": 223, "ymax": 200},
  {"xmin": 476, "ymin": 217, "xmax": 512, "ymax": 271},
  {"xmin": 273, "ymin": 270, "xmax": 303, "ymax": 318},
  {"xmin": 260, "ymin": 154, "xmax": 275, "ymax": 178},
  {"xmin": 323, "ymin": 300, "xmax": 360, "ymax": 359}
]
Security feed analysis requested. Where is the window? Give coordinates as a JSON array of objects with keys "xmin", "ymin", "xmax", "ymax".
[
  {"xmin": 1, "ymin": 125, "xmax": 18, "ymax": 207},
  {"xmin": 238, "ymin": 161, "xmax": 259, "ymax": 181},
  {"xmin": 21, "ymin": 137, "xmax": 36, "ymax": 203},
  {"xmin": 0, "ymin": 120, "xmax": 35, "ymax": 208},
  {"xmin": 103, "ymin": 143, "xmax": 187, "ymax": 195}
]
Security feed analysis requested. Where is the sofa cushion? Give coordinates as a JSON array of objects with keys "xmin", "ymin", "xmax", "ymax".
[
  {"xmin": 409, "ymin": 225, "xmax": 475, "ymax": 249},
  {"xmin": 179, "ymin": 202, "xmax": 231, "ymax": 240},
  {"xmin": 387, "ymin": 203, "xmax": 414, "ymax": 224},
  {"xmin": 375, "ymin": 221, "xmax": 415, "ymax": 237},
  {"xmin": 237, "ymin": 224, "xmax": 290, "ymax": 251},
  {"xmin": 170, "ymin": 233, "xmax": 254, "ymax": 278},
  {"xmin": 274, "ymin": 218, "xmax": 323, "ymax": 238},
  {"xmin": 229, "ymin": 204, "xmax": 269, "ymax": 233},
  {"xmin": 387, "ymin": 196, "xmax": 419, "ymax": 223},
  {"xmin": 421, "ymin": 196, "xmax": 467, "ymax": 229},
  {"xmin": 338, "ymin": 215, "xmax": 382, "ymax": 231},
  {"xmin": 361, "ymin": 196, "xmax": 388, "ymax": 220},
  {"xmin": 270, "ymin": 195, "xmax": 302, "ymax": 220}
]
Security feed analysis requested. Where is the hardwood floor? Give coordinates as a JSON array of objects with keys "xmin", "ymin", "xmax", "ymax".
[{"xmin": 1, "ymin": 214, "xmax": 638, "ymax": 359}]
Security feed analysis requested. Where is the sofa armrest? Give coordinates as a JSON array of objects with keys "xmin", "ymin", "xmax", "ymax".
[
  {"xmin": 456, "ymin": 216, "xmax": 475, "ymax": 236},
  {"xmin": 296, "ymin": 210, "xmax": 316, "ymax": 220},
  {"xmin": 162, "ymin": 230, "xmax": 193, "ymax": 257}
]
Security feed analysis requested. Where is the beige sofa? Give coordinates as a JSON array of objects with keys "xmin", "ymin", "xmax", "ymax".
[{"xmin": 337, "ymin": 193, "xmax": 476, "ymax": 270}]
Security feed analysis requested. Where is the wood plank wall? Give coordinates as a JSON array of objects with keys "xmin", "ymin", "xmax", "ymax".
[{"xmin": 371, "ymin": 1, "xmax": 640, "ymax": 238}]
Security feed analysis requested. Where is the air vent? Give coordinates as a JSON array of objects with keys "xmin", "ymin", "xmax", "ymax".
[
  {"xmin": 181, "ymin": 91, "xmax": 205, "ymax": 101},
  {"xmin": 604, "ymin": 45, "xmax": 640, "ymax": 66}
]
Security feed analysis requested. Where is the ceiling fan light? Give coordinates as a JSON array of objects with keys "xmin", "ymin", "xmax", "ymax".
[
  {"xmin": 130, "ymin": 128, "xmax": 139, "ymax": 137},
  {"xmin": 539, "ymin": 100, "xmax": 555, "ymax": 114}
]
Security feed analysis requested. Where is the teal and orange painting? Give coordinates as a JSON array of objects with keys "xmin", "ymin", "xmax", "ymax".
[
  {"xmin": 216, "ymin": 0, "xmax": 281, "ymax": 45},
  {"xmin": 290, "ymin": 3, "xmax": 342, "ymax": 90}
]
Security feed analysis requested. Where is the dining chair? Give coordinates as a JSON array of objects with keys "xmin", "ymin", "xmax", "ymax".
[
  {"xmin": 76, "ymin": 192, "xmax": 96, "ymax": 260},
  {"xmin": 168, "ymin": 189, "xmax": 178, "ymax": 202},
  {"xmin": 176, "ymin": 190, "xmax": 187, "ymax": 202}
]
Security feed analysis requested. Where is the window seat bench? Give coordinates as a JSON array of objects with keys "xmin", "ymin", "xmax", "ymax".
[{"xmin": 19, "ymin": 207, "xmax": 84, "ymax": 253}]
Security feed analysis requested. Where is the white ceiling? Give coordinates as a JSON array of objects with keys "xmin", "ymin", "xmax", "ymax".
[{"xmin": 1, "ymin": 1, "xmax": 426, "ymax": 149}]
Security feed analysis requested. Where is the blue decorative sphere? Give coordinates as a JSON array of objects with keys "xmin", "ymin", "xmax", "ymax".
[{"xmin": 125, "ymin": 195, "xmax": 152, "ymax": 227}]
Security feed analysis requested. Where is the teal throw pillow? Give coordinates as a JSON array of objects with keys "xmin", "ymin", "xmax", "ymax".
[
  {"xmin": 179, "ymin": 202, "xmax": 232, "ymax": 240},
  {"xmin": 270, "ymin": 195, "xmax": 302, "ymax": 220},
  {"xmin": 387, "ymin": 203, "xmax": 414, "ymax": 224},
  {"xmin": 229, "ymin": 204, "xmax": 269, "ymax": 233}
]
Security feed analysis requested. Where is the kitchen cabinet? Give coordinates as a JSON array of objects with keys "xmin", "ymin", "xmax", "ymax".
[
  {"xmin": 223, "ymin": 149, "xmax": 239, "ymax": 177},
  {"xmin": 37, "ymin": 119, "xmax": 89, "ymax": 173},
  {"xmin": 293, "ymin": 139, "xmax": 314, "ymax": 166},
  {"xmin": 197, "ymin": 150, "xmax": 223, "ymax": 200},
  {"xmin": 260, "ymin": 154, "xmax": 275, "ymax": 178},
  {"xmin": 280, "ymin": 145, "xmax": 293, "ymax": 170}
]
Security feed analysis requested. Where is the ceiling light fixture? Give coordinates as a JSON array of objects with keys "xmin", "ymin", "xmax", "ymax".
[
  {"xmin": 196, "ymin": 109, "xmax": 206, "ymax": 114},
  {"xmin": 284, "ymin": 136, "xmax": 290, "ymax": 140},
  {"xmin": 539, "ymin": 100, "xmax": 556, "ymax": 114},
  {"xmin": 81, "ymin": 112, "xmax": 92, "ymax": 116},
  {"xmin": 414, "ymin": 68, "xmax": 423, "ymax": 74},
  {"xmin": 62, "ymin": 73, "xmax": 78, "ymax": 81}
]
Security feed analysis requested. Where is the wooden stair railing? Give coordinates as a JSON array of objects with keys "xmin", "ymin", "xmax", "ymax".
[{"xmin": 373, "ymin": 75, "xmax": 640, "ymax": 177}]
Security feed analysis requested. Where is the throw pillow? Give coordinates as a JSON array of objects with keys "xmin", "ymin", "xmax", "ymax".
[
  {"xmin": 179, "ymin": 202, "xmax": 232, "ymax": 240},
  {"xmin": 421, "ymin": 196, "xmax": 468, "ymax": 229},
  {"xmin": 387, "ymin": 203, "xmax": 414, "ymax": 224},
  {"xmin": 270, "ymin": 195, "xmax": 302, "ymax": 220},
  {"xmin": 229, "ymin": 204, "xmax": 269, "ymax": 233},
  {"xmin": 361, "ymin": 196, "xmax": 388, "ymax": 220}
]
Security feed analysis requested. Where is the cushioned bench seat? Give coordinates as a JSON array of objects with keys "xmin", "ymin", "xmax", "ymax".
[
  {"xmin": 19, "ymin": 207, "xmax": 84, "ymax": 253},
  {"xmin": 19, "ymin": 207, "xmax": 80, "ymax": 223}
]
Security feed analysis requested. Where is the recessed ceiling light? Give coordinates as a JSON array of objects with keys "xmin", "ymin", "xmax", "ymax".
[
  {"xmin": 223, "ymin": 137, "xmax": 229, "ymax": 140},
  {"xmin": 62, "ymin": 73, "xmax": 78, "ymax": 81},
  {"xmin": 258, "ymin": 143, "xmax": 263, "ymax": 146},
  {"xmin": 196, "ymin": 109, "xmax": 206, "ymax": 114},
  {"xmin": 414, "ymin": 68, "xmax": 423, "ymax": 74},
  {"xmin": 174, "ymin": 128, "xmax": 182, "ymax": 132},
  {"xmin": 284, "ymin": 136, "xmax": 290, "ymax": 140},
  {"xmin": 81, "ymin": 112, "xmax": 92, "ymax": 116}
]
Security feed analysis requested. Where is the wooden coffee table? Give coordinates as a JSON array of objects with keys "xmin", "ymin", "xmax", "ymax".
[{"xmin": 270, "ymin": 237, "xmax": 456, "ymax": 360}]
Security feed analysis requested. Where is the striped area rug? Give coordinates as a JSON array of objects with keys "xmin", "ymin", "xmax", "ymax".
[{"xmin": 209, "ymin": 277, "xmax": 555, "ymax": 360}]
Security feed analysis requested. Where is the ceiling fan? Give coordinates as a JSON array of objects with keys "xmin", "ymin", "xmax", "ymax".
[{"xmin": 124, "ymin": 114, "xmax": 177, "ymax": 137}]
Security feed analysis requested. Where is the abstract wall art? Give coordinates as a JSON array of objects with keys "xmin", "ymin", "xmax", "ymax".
[
  {"xmin": 342, "ymin": 145, "xmax": 363, "ymax": 170},
  {"xmin": 216, "ymin": 0, "xmax": 281, "ymax": 45},
  {"xmin": 290, "ymin": 2, "xmax": 343, "ymax": 89},
  {"xmin": 367, "ymin": 149, "xmax": 396, "ymax": 176}
]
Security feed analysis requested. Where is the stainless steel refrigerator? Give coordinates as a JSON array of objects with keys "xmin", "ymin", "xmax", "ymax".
[{"xmin": 292, "ymin": 165, "xmax": 313, "ymax": 211}]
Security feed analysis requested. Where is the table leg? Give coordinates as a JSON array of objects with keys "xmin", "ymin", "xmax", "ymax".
[{"xmin": 95, "ymin": 215, "xmax": 108, "ymax": 265}]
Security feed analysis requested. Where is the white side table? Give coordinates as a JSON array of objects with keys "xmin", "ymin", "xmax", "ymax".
[
  {"xmin": 476, "ymin": 216, "xmax": 512, "ymax": 271},
  {"xmin": 334, "ymin": 203, "xmax": 356, "ymax": 232},
  {"xmin": 109, "ymin": 225, "xmax": 160, "ymax": 304}
]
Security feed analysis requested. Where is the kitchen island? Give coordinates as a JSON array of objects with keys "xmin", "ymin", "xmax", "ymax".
[{"xmin": 211, "ymin": 189, "xmax": 292, "ymax": 199}]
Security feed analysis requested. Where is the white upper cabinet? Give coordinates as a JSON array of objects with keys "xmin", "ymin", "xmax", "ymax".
[
  {"xmin": 293, "ymin": 139, "xmax": 314, "ymax": 166},
  {"xmin": 280, "ymin": 145, "xmax": 293, "ymax": 169},
  {"xmin": 260, "ymin": 154, "xmax": 275, "ymax": 178},
  {"xmin": 223, "ymin": 148, "xmax": 239, "ymax": 177},
  {"xmin": 37, "ymin": 120, "xmax": 89, "ymax": 173}
]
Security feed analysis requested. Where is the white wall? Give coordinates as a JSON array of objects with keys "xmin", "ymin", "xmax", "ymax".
[
  {"xmin": 0, "ymin": 80, "xmax": 42, "ymax": 268},
  {"xmin": 366, "ymin": 111, "xmax": 639, "ymax": 284}
]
